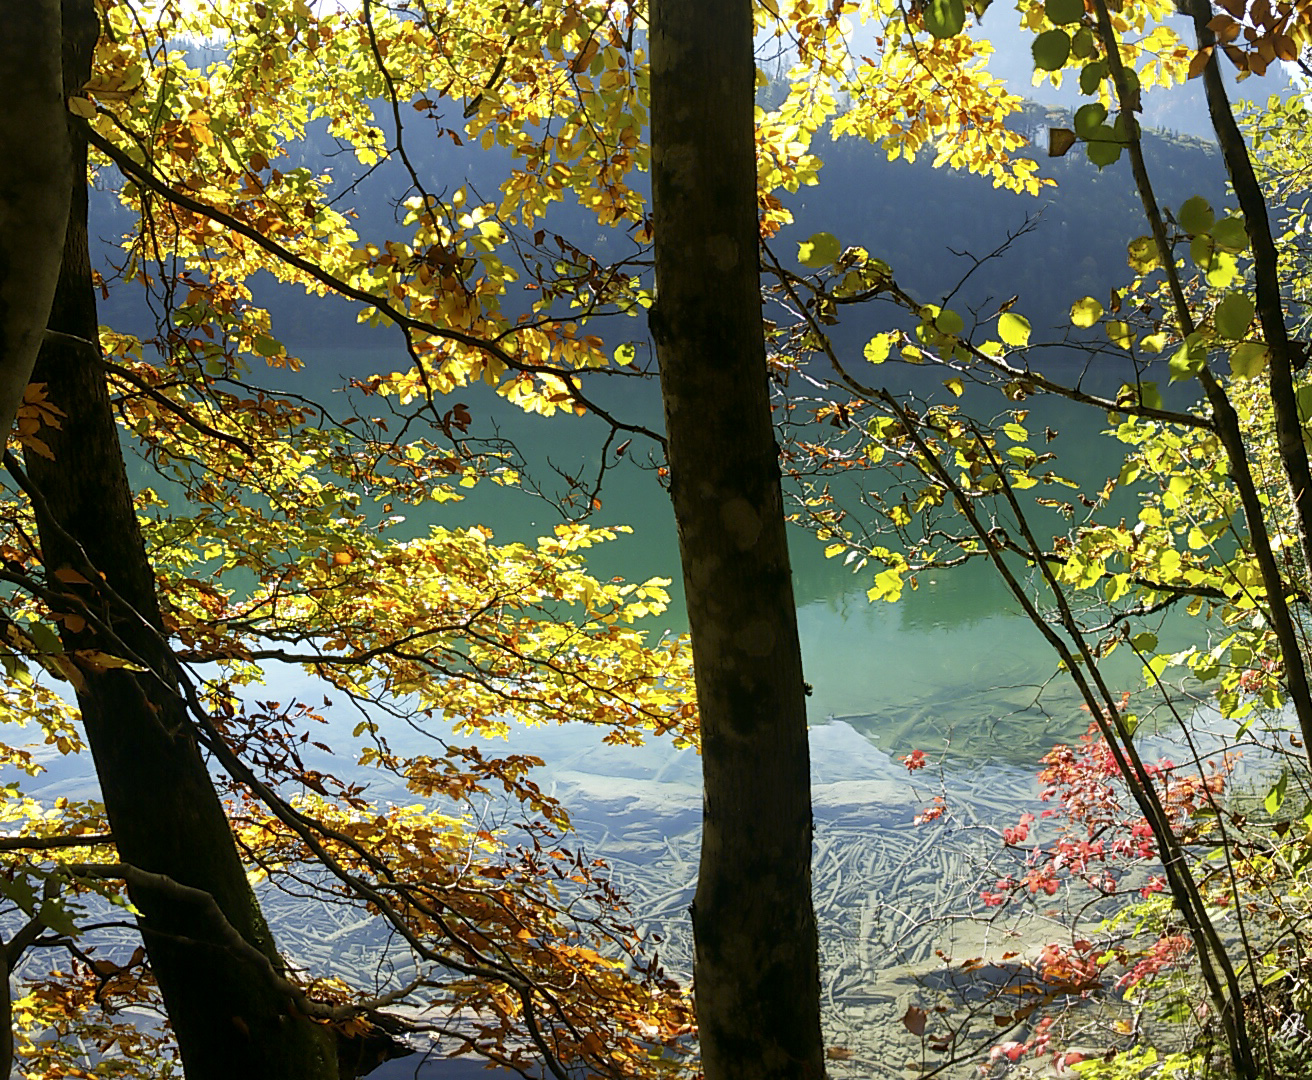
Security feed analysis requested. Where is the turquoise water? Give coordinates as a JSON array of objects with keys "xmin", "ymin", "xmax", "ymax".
[
  {"xmin": 13, "ymin": 341, "xmax": 1222, "ymax": 1077},
  {"xmin": 278, "ymin": 343, "xmax": 1179, "ymax": 765}
]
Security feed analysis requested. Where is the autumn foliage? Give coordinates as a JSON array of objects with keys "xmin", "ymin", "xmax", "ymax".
[{"xmin": 3, "ymin": 0, "xmax": 1312, "ymax": 1076}]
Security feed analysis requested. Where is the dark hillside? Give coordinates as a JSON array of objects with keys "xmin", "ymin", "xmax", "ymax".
[{"xmin": 91, "ymin": 100, "xmax": 1227, "ymax": 350}]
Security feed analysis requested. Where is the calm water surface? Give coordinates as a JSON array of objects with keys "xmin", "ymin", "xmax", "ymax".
[{"xmin": 14, "ymin": 347, "xmax": 1218, "ymax": 1076}]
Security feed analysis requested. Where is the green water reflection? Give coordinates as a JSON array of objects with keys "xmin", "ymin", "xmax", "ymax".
[{"xmin": 269, "ymin": 344, "xmax": 1197, "ymax": 769}]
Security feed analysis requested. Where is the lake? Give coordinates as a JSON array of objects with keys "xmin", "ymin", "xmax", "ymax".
[
  {"xmin": 10, "ymin": 338, "xmax": 1233, "ymax": 1077},
  {"xmin": 240, "ymin": 346, "xmax": 1216, "ymax": 1076}
]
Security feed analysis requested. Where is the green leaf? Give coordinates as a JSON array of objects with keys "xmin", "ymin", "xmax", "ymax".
[
  {"xmin": 943, "ymin": 377, "xmax": 964, "ymax": 397},
  {"xmin": 613, "ymin": 343, "xmax": 636, "ymax": 366},
  {"xmin": 1140, "ymin": 332, "xmax": 1170, "ymax": 353},
  {"xmin": 1071, "ymin": 26, "xmax": 1095, "ymax": 57},
  {"xmin": 1201, "ymin": 250, "xmax": 1233, "ymax": 288},
  {"xmin": 1120, "ymin": 66, "xmax": 1141, "ymax": 101},
  {"xmin": 934, "ymin": 307, "xmax": 965, "ymax": 335},
  {"xmin": 1189, "ymin": 233, "xmax": 1215, "ymax": 269},
  {"xmin": 1032, "ymin": 29, "xmax": 1072, "ymax": 71},
  {"xmin": 37, "ymin": 898, "xmax": 81, "ymax": 938},
  {"xmin": 1299, "ymin": 384, "xmax": 1312, "ymax": 419},
  {"xmin": 1178, "ymin": 195, "xmax": 1215, "ymax": 236},
  {"xmin": 1214, "ymin": 292, "xmax": 1256, "ymax": 340},
  {"xmin": 1069, "ymin": 295, "xmax": 1103, "ymax": 327},
  {"xmin": 253, "ymin": 334, "xmax": 282, "ymax": 358},
  {"xmin": 1085, "ymin": 125, "xmax": 1123, "ymax": 167},
  {"xmin": 1265, "ymin": 771, "xmax": 1288, "ymax": 815},
  {"xmin": 1044, "ymin": 0, "xmax": 1084, "ymax": 24},
  {"xmin": 1210, "ymin": 215, "xmax": 1249, "ymax": 252},
  {"xmin": 1127, "ymin": 235, "xmax": 1160, "ymax": 273},
  {"xmin": 1130, "ymin": 632, "xmax": 1158, "ymax": 652},
  {"xmin": 1073, "ymin": 103, "xmax": 1106, "ymax": 139},
  {"xmin": 25, "ymin": 621, "xmax": 63, "ymax": 655},
  {"xmin": 1078, "ymin": 60, "xmax": 1106, "ymax": 94},
  {"xmin": 798, "ymin": 232, "xmax": 841, "ymax": 268},
  {"xmin": 1229, "ymin": 342, "xmax": 1269, "ymax": 379},
  {"xmin": 0, "ymin": 875, "xmax": 37, "ymax": 914},
  {"xmin": 923, "ymin": 0, "xmax": 966, "ymax": 37},
  {"xmin": 1168, "ymin": 340, "xmax": 1204, "ymax": 383}
]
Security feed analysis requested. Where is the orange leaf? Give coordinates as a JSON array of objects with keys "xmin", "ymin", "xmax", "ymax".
[{"xmin": 1188, "ymin": 45, "xmax": 1214, "ymax": 78}]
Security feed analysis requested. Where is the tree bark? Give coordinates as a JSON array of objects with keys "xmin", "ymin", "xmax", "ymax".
[
  {"xmin": 648, "ymin": 2, "xmax": 825, "ymax": 1077},
  {"xmin": 0, "ymin": 0, "xmax": 71, "ymax": 436},
  {"xmin": 16, "ymin": 4, "xmax": 339, "ymax": 1076}
]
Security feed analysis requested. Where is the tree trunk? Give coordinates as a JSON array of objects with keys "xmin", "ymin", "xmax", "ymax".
[
  {"xmin": 0, "ymin": 0, "xmax": 71, "ymax": 435},
  {"xmin": 17, "ymin": 4, "xmax": 339, "ymax": 1076},
  {"xmin": 648, "ymin": 2, "xmax": 825, "ymax": 1077}
]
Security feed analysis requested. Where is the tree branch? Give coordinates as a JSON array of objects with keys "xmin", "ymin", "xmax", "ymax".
[
  {"xmin": 1091, "ymin": 0, "xmax": 1312, "ymax": 765},
  {"xmin": 82, "ymin": 122, "xmax": 666, "ymax": 450},
  {"xmin": 1185, "ymin": 0, "xmax": 1312, "ymax": 578}
]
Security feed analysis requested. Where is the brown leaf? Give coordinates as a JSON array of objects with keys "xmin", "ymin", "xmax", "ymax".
[
  {"xmin": 571, "ymin": 38, "xmax": 599, "ymax": 73},
  {"xmin": 901, "ymin": 1004, "xmax": 928, "ymax": 1037},
  {"xmin": 19, "ymin": 435, "xmax": 54, "ymax": 460},
  {"xmin": 1188, "ymin": 45, "xmax": 1214, "ymax": 79},
  {"xmin": 1048, "ymin": 127, "xmax": 1077, "ymax": 157}
]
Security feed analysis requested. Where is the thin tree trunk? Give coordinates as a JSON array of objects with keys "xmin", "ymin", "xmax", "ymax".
[
  {"xmin": 16, "ymin": 4, "xmax": 339, "ymax": 1076},
  {"xmin": 0, "ymin": 0, "xmax": 71, "ymax": 435},
  {"xmin": 1186, "ymin": 0, "xmax": 1312, "ymax": 577},
  {"xmin": 649, "ymin": 2, "xmax": 825, "ymax": 1077}
]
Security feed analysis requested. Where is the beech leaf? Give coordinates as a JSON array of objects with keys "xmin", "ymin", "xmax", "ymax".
[
  {"xmin": 1044, "ymin": 0, "xmax": 1084, "ymax": 25},
  {"xmin": 797, "ymin": 232, "xmax": 840, "ymax": 268},
  {"xmin": 923, "ymin": 0, "xmax": 966, "ymax": 38},
  {"xmin": 1032, "ymin": 29, "xmax": 1072, "ymax": 71},
  {"xmin": 901, "ymin": 1004, "xmax": 928, "ymax": 1036},
  {"xmin": 1048, "ymin": 128, "xmax": 1077, "ymax": 157},
  {"xmin": 1214, "ymin": 292, "xmax": 1255, "ymax": 340},
  {"xmin": 1178, "ymin": 195, "xmax": 1215, "ymax": 236},
  {"xmin": 998, "ymin": 312, "xmax": 1031, "ymax": 347},
  {"xmin": 1069, "ymin": 296, "xmax": 1103, "ymax": 328}
]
